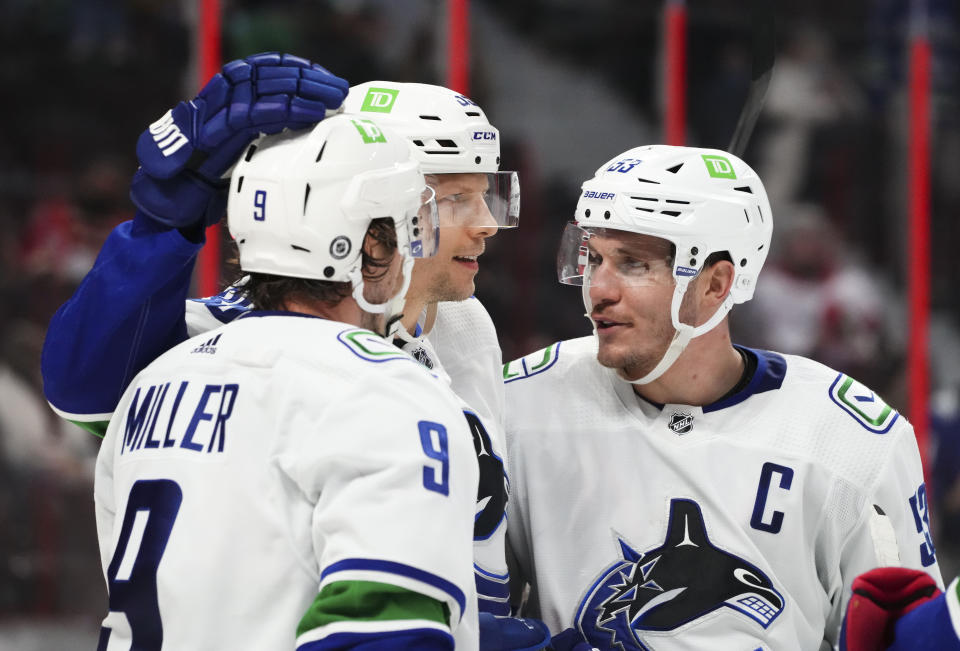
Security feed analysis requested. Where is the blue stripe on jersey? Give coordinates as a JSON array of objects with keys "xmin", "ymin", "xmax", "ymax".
[
  {"xmin": 190, "ymin": 287, "xmax": 252, "ymax": 324},
  {"xmin": 475, "ymin": 564, "xmax": 510, "ymax": 615},
  {"xmin": 478, "ymin": 597, "xmax": 511, "ymax": 616},
  {"xmin": 297, "ymin": 627, "xmax": 453, "ymax": 651},
  {"xmin": 321, "ymin": 559, "xmax": 466, "ymax": 620}
]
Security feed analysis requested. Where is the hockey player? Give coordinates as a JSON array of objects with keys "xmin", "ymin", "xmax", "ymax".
[
  {"xmin": 95, "ymin": 114, "xmax": 479, "ymax": 649},
  {"xmin": 840, "ymin": 566, "xmax": 960, "ymax": 650},
  {"xmin": 40, "ymin": 56, "xmax": 518, "ymax": 622},
  {"xmin": 503, "ymin": 145, "xmax": 941, "ymax": 649}
]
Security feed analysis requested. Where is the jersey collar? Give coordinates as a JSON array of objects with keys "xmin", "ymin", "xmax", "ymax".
[{"xmin": 613, "ymin": 346, "xmax": 787, "ymax": 415}]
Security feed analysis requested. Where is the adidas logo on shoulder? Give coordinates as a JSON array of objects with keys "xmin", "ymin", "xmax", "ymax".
[
  {"xmin": 191, "ymin": 334, "xmax": 222, "ymax": 355},
  {"xmin": 149, "ymin": 109, "xmax": 189, "ymax": 157}
]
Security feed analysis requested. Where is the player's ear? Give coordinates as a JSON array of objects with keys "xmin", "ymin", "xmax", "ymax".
[{"xmin": 703, "ymin": 259, "xmax": 735, "ymax": 306}]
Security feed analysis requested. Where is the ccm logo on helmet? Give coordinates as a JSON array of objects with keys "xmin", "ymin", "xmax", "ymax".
[
  {"xmin": 582, "ymin": 190, "xmax": 616, "ymax": 200},
  {"xmin": 472, "ymin": 131, "xmax": 497, "ymax": 141}
]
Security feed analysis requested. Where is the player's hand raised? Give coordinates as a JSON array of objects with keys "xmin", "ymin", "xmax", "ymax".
[{"xmin": 130, "ymin": 52, "xmax": 349, "ymax": 230}]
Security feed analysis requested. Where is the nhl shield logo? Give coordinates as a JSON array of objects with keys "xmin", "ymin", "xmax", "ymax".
[{"xmin": 668, "ymin": 411, "xmax": 694, "ymax": 434}]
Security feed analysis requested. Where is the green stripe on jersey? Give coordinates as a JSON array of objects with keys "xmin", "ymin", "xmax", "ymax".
[
  {"xmin": 297, "ymin": 580, "xmax": 450, "ymax": 638},
  {"xmin": 71, "ymin": 419, "xmax": 108, "ymax": 439}
]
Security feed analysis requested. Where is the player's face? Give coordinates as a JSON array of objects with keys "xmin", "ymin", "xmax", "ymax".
[
  {"xmin": 586, "ymin": 231, "xmax": 699, "ymax": 379},
  {"xmin": 406, "ymin": 173, "xmax": 498, "ymax": 304}
]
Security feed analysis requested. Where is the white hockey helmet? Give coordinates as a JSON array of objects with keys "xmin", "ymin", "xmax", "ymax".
[
  {"xmin": 558, "ymin": 145, "xmax": 773, "ymax": 384},
  {"xmin": 228, "ymin": 113, "xmax": 440, "ymax": 327},
  {"xmin": 343, "ymin": 81, "xmax": 519, "ymax": 228}
]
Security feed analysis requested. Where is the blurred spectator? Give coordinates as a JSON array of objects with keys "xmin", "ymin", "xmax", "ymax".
[
  {"xmin": 733, "ymin": 203, "xmax": 893, "ymax": 390},
  {"xmin": 756, "ymin": 24, "xmax": 866, "ymax": 208}
]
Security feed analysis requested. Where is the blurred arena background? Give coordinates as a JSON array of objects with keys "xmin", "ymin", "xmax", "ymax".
[{"xmin": 0, "ymin": 0, "xmax": 958, "ymax": 647}]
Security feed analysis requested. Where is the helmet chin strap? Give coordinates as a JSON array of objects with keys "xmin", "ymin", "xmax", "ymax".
[
  {"xmin": 581, "ymin": 275, "xmax": 734, "ymax": 386},
  {"xmin": 350, "ymin": 255, "xmax": 416, "ymax": 338},
  {"xmin": 627, "ymin": 277, "xmax": 734, "ymax": 385}
]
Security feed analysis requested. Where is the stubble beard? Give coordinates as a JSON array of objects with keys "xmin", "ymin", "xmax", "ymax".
[
  {"xmin": 596, "ymin": 295, "xmax": 696, "ymax": 380},
  {"xmin": 425, "ymin": 265, "xmax": 475, "ymax": 304}
]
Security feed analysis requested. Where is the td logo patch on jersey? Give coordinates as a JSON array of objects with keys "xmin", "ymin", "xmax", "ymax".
[{"xmin": 574, "ymin": 499, "xmax": 784, "ymax": 650}]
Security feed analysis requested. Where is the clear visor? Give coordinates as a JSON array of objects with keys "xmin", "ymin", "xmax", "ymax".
[
  {"xmin": 428, "ymin": 171, "xmax": 520, "ymax": 229},
  {"xmin": 556, "ymin": 222, "xmax": 675, "ymax": 287},
  {"xmin": 406, "ymin": 186, "xmax": 440, "ymax": 258}
]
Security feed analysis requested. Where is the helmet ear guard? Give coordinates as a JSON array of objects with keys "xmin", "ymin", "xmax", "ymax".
[{"xmin": 563, "ymin": 145, "xmax": 773, "ymax": 384}]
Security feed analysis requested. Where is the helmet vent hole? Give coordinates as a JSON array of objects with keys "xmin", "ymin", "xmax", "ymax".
[
  {"xmin": 661, "ymin": 210, "xmax": 681, "ymax": 217},
  {"xmin": 465, "ymin": 111, "xmax": 481, "ymax": 117},
  {"xmin": 757, "ymin": 244, "xmax": 765, "ymax": 251},
  {"xmin": 236, "ymin": 176, "xmax": 244, "ymax": 193},
  {"xmin": 291, "ymin": 244, "xmax": 311, "ymax": 253},
  {"xmin": 412, "ymin": 139, "xmax": 424, "ymax": 146},
  {"xmin": 475, "ymin": 156, "xmax": 481, "ymax": 164},
  {"xmin": 635, "ymin": 207, "xmax": 655, "ymax": 213},
  {"xmin": 315, "ymin": 142, "xmax": 327, "ymax": 162},
  {"xmin": 496, "ymin": 156, "xmax": 501, "ymax": 165},
  {"xmin": 244, "ymin": 144, "xmax": 257, "ymax": 162},
  {"xmin": 666, "ymin": 163, "xmax": 684, "ymax": 174},
  {"xmin": 604, "ymin": 211, "xmax": 611, "ymax": 219},
  {"xmin": 636, "ymin": 177, "xmax": 661, "ymax": 184},
  {"xmin": 734, "ymin": 185, "xmax": 753, "ymax": 194},
  {"xmin": 323, "ymin": 266, "xmax": 335, "ymax": 278},
  {"xmin": 238, "ymin": 238, "xmax": 246, "ymax": 244},
  {"xmin": 743, "ymin": 209, "xmax": 751, "ymax": 223},
  {"xmin": 436, "ymin": 139, "xmax": 458, "ymax": 148},
  {"xmin": 690, "ymin": 258, "xmax": 697, "ymax": 266},
  {"xmin": 691, "ymin": 247, "xmax": 699, "ymax": 255},
  {"xmin": 740, "ymin": 258, "xmax": 748, "ymax": 267},
  {"xmin": 755, "ymin": 206, "xmax": 765, "ymax": 223},
  {"xmin": 665, "ymin": 199, "xmax": 690, "ymax": 205},
  {"xmin": 303, "ymin": 184, "xmax": 311, "ymax": 215},
  {"xmin": 632, "ymin": 196, "xmax": 658, "ymax": 202},
  {"xmin": 584, "ymin": 209, "xmax": 592, "ymax": 218},
  {"xmin": 419, "ymin": 115, "xmax": 442, "ymax": 121}
]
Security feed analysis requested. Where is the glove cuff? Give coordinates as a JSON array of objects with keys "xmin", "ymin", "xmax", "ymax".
[{"xmin": 130, "ymin": 168, "xmax": 228, "ymax": 230}]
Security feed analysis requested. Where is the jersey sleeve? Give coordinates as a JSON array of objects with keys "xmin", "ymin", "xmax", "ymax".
[
  {"xmin": 279, "ymin": 365, "xmax": 479, "ymax": 650},
  {"xmin": 827, "ymin": 420, "xmax": 944, "ymax": 645},
  {"xmin": 41, "ymin": 212, "xmax": 201, "ymax": 434},
  {"xmin": 429, "ymin": 298, "xmax": 505, "ymax": 431},
  {"xmin": 427, "ymin": 300, "xmax": 512, "ymax": 615}
]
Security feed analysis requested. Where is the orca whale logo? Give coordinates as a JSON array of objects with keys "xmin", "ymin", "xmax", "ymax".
[
  {"xmin": 464, "ymin": 411, "xmax": 508, "ymax": 540},
  {"xmin": 575, "ymin": 499, "xmax": 784, "ymax": 649}
]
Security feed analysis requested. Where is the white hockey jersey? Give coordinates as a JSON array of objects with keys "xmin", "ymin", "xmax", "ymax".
[
  {"xmin": 95, "ymin": 313, "xmax": 479, "ymax": 650},
  {"xmin": 504, "ymin": 336, "xmax": 941, "ymax": 651},
  {"xmin": 188, "ymin": 291, "xmax": 513, "ymax": 614}
]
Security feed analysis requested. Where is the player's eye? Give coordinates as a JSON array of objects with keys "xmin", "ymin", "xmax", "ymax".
[{"xmin": 619, "ymin": 258, "xmax": 652, "ymax": 276}]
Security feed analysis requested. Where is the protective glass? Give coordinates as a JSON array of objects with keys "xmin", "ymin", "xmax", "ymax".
[
  {"xmin": 556, "ymin": 222, "xmax": 675, "ymax": 287},
  {"xmin": 431, "ymin": 171, "xmax": 520, "ymax": 229},
  {"xmin": 407, "ymin": 186, "xmax": 440, "ymax": 258}
]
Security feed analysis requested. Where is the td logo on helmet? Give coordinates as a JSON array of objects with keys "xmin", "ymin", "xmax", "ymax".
[
  {"xmin": 701, "ymin": 154, "xmax": 737, "ymax": 179},
  {"xmin": 360, "ymin": 88, "xmax": 399, "ymax": 113}
]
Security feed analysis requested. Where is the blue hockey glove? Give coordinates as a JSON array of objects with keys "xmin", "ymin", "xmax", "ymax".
[
  {"xmin": 549, "ymin": 628, "xmax": 597, "ymax": 651},
  {"xmin": 479, "ymin": 613, "xmax": 552, "ymax": 651},
  {"xmin": 130, "ymin": 52, "xmax": 348, "ymax": 229}
]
